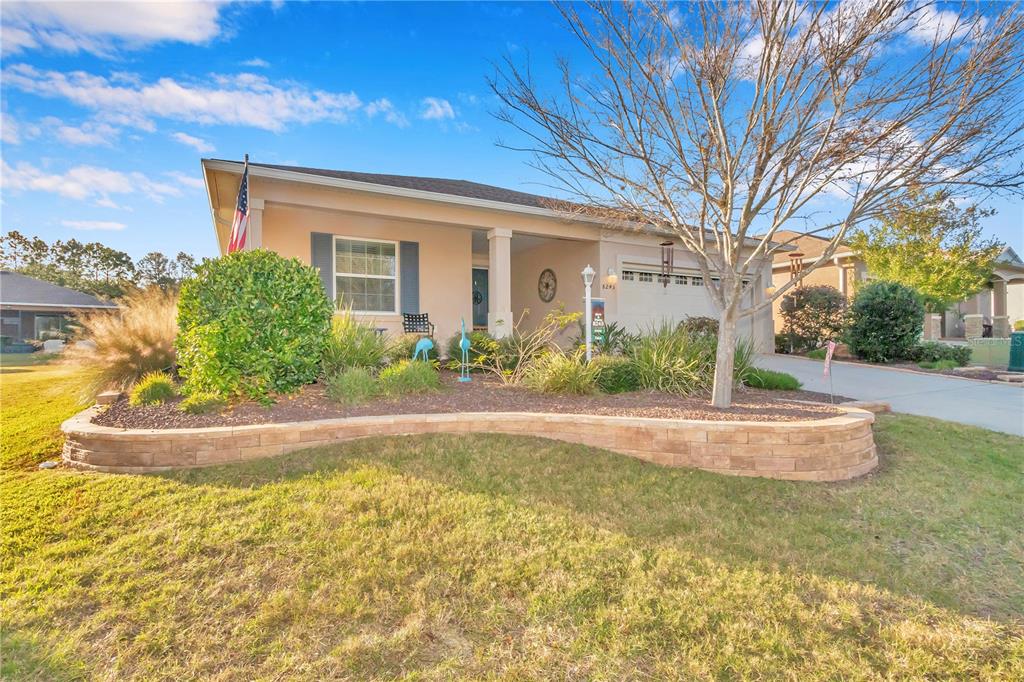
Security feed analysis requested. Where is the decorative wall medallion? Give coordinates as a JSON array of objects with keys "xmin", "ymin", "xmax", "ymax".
[{"xmin": 538, "ymin": 268, "xmax": 557, "ymax": 302}]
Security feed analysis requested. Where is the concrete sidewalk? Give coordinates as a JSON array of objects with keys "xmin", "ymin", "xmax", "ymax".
[{"xmin": 758, "ymin": 354, "xmax": 1024, "ymax": 437}]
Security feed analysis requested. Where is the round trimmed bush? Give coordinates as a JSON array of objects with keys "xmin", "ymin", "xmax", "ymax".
[
  {"xmin": 780, "ymin": 285, "xmax": 847, "ymax": 353},
  {"xmin": 846, "ymin": 281, "xmax": 924, "ymax": 363},
  {"xmin": 176, "ymin": 249, "xmax": 332, "ymax": 401}
]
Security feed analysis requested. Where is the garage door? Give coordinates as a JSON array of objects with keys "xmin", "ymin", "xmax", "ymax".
[{"xmin": 616, "ymin": 268, "xmax": 754, "ymax": 334}]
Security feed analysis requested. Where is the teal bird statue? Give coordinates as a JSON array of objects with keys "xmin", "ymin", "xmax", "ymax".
[{"xmin": 458, "ymin": 318, "xmax": 472, "ymax": 382}]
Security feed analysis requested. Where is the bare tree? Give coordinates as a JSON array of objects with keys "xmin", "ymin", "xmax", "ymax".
[{"xmin": 491, "ymin": 0, "xmax": 1024, "ymax": 406}]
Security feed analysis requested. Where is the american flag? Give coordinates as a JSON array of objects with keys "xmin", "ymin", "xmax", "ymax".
[{"xmin": 227, "ymin": 158, "xmax": 249, "ymax": 253}]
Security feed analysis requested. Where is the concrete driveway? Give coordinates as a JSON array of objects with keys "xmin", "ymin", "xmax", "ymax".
[{"xmin": 758, "ymin": 354, "xmax": 1024, "ymax": 437}]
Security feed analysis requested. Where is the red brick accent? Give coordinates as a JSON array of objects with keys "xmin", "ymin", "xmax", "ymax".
[{"xmin": 62, "ymin": 407, "xmax": 879, "ymax": 482}]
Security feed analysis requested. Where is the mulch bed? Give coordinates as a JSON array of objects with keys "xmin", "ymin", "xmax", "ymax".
[{"xmin": 94, "ymin": 372, "xmax": 847, "ymax": 431}]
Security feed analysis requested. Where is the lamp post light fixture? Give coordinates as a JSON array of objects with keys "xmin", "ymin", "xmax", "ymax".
[{"xmin": 581, "ymin": 264, "xmax": 596, "ymax": 362}]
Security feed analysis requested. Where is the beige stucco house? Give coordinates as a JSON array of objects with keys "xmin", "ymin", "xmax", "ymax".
[
  {"xmin": 770, "ymin": 231, "xmax": 1024, "ymax": 339},
  {"xmin": 201, "ymin": 159, "xmax": 775, "ymax": 351},
  {"xmin": 769, "ymin": 230, "xmax": 866, "ymax": 334}
]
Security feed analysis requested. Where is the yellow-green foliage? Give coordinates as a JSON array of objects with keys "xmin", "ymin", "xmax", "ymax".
[
  {"xmin": 523, "ymin": 351, "xmax": 600, "ymax": 394},
  {"xmin": 64, "ymin": 287, "xmax": 178, "ymax": 393},
  {"xmin": 178, "ymin": 392, "xmax": 227, "ymax": 415},
  {"xmin": 128, "ymin": 371, "xmax": 177, "ymax": 406},
  {"xmin": 379, "ymin": 359, "xmax": 440, "ymax": 396}
]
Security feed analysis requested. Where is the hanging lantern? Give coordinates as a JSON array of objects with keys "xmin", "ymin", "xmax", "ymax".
[{"xmin": 659, "ymin": 240, "xmax": 674, "ymax": 288}]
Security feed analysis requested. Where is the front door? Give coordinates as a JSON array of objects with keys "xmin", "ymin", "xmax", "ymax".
[{"xmin": 472, "ymin": 268, "xmax": 488, "ymax": 328}]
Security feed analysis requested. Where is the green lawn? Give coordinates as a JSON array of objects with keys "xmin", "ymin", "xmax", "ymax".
[
  {"xmin": 1, "ymin": 358, "xmax": 93, "ymax": 469},
  {"xmin": 2, "ymin": 360, "xmax": 1022, "ymax": 679}
]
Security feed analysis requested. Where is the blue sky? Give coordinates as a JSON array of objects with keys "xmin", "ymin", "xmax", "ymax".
[{"xmin": 2, "ymin": 1, "xmax": 1021, "ymax": 261}]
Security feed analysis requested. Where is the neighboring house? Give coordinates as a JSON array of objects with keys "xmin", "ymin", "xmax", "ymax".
[
  {"xmin": 949, "ymin": 247, "xmax": 1024, "ymax": 339},
  {"xmin": 0, "ymin": 271, "xmax": 117, "ymax": 344},
  {"xmin": 201, "ymin": 159, "xmax": 776, "ymax": 351},
  {"xmin": 769, "ymin": 230, "xmax": 866, "ymax": 334},
  {"xmin": 769, "ymin": 232, "xmax": 1024, "ymax": 340}
]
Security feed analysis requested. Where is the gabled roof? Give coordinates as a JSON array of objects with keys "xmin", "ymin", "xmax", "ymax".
[
  {"xmin": 765, "ymin": 230, "xmax": 855, "ymax": 266},
  {"xmin": 211, "ymin": 159, "xmax": 560, "ymax": 211},
  {"xmin": 0, "ymin": 271, "xmax": 117, "ymax": 309},
  {"xmin": 997, "ymin": 246, "xmax": 1022, "ymax": 266}
]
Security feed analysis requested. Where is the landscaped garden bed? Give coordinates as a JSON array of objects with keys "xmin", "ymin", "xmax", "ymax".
[
  {"xmin": 62, "ymin": 250, "xmax": 875, "ymax": 481},
  {"xmin": 93, "ymin": 371, "xmax": 846, "ymax": 430}
]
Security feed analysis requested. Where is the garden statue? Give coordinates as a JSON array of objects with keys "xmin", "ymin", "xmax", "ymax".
[
  {"xmin": 458, "ymin": 318, "xmax": 472, "ymax": 382},
  {"xmin": 412, "ymin": 336, "xmax": 434, "ymax": 362}
]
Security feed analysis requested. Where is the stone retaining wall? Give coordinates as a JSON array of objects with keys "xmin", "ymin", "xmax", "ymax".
[{"xmin": 62, "ymin": 407, "xmax": 878, "ymax": 482}]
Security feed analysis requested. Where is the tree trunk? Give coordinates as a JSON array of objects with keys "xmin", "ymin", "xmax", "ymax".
[{"xmin": 711, "ymin": 310, "xmax": 737, "ymax": 408}]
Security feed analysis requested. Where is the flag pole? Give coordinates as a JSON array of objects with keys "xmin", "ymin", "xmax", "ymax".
[{"xmin": 243, "ymin": 153, "xmax": 249, "ymax": 250}]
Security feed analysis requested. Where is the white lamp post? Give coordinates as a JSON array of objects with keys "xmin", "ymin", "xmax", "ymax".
[{"xmin": 581, "ymin": 264, "xmax": 595, "ymax": 362}]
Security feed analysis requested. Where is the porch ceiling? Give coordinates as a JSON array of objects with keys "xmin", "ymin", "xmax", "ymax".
[{"xmin": 470, "ymin": 230, "xmax": 587, "ymax": 255}]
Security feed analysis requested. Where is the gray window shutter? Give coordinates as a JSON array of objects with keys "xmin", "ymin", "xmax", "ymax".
[
  {"xmin": 400, "ymin": 241, "xmax": 419, "ymax": 314},
  {"xmin": 310, "ymin": 232, "xmax": 334, "ymax": 305}
]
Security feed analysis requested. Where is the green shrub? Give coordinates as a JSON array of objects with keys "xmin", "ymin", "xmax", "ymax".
[
  {"xmin": 627, "ymin": 323, "xmax": 755, "ymax": 395},
  {"xmin": 846, "ymin": 281, "xmax": 925, "ymax": 363},
  {"xmin": 908, "ymin": 341, "xmax": 971, "ymax": 367},
  {"xmin": 446, "ymin": 329, "xmax": 494, "ymax": 363},
  {"xmin": 65, "ymin": 287, "xmax": 178, "ymax": 394},
  {"xmin": 322, "ymin": 311, "xmax": 390, "ymax": 375},
  {"xmin": 780, "ymin": 285, "xmax": 848, "ymax": 353},
  {"xmin": 379, "ymin": 359, "xmax": 441, "ymax": 396},
  {"xmin": 1013, "ymin": 319, "xmax": 1024, "ymax": 332},
  {"xmin": 806, "ymin": 347, "xmax": 827, "ymax": 360},
  {"xmin": 129, "ymin": 371, "xmax": 177, "ymax": 406},
  {"xmin": 743, "ymin": 368, "xmax": 802, "ymax": 391},
  {"xmin": 591, "ymin": 355, "xmax": 641, "ymax": 394},
  {"xmin": 179, "ymin": 392, "xmax": 227, "ymax": 415},
  {"xmin": 388, "ymin": 334, "xmax": 439, "ymax": 364},
  {"xmin": 524, "ymin": 351, "xmax": 600, "ymax": 394},
  {"xmin": 677, "ymin": 316, "xmax": 718, "ymax": 337},
  {"xmin": 473, "ymin": 307, "xmax": 580, "ymax": 385},
  {"xmin": 176, "ymin": 250, "xmax": 332, "ymax": 402},
  {"xmin": 571, "ymin": 320, "xmax": 638, "ymax": 355},
  {"xmin": 918, "ymin": 359, "xmax": 958, "ymax": 371},
  {"xmin": 774, "ymin": 333, "xmax": 792, "ymax": 354},
  {"xmin": 325, "ymin": 366, "xmax": 379, "ymax": 405}
]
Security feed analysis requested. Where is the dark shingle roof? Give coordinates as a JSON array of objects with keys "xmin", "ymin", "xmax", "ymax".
[
  {"xmin": 240, "ymin": 161, "xmax": 561, "ymax": 210},
  {"xmin": 0, "ymin": 271, "xmax": 117, "ymax": 308}
]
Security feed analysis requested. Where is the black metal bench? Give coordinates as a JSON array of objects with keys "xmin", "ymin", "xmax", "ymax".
[{"xmin": 402, "ymin": 312, "xmax": 435, "ymax": 338}]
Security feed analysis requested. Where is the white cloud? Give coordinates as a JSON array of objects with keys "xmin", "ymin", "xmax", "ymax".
[
  {"xmin": 241, "ymin": 57, "xmax": 269, "ymax": 68},
  {"xmin": 0, "ymin": 1, "xmax": 229, "ymax": 56},
  {"xmin": 61, "ymin": 219, "xmax": 126, "ymax": 231},
  {"xmin": 1, "ymin": 160, "xmax": 181, "ymax": 206},
  {"xmin": 419, "ymin": 97, "xmax": 455, "ymax": 121},
  {"xmin": 365, "ymin": 98, "xmax": 409, "ymax": 128},
  {"xmin": 171, "ymin": 131, "xmax": 215, "ymax": 153},
  {"xmin": 43, "ymin": 117, "xmax": 120, "ymax": 146},
  {"xmin": 1, "ymin": 112, "xmax": 38, "ymax": 145},
  {"xmin": 907, "ymin": 3, "xmax": 986, "ymax": 45},
  {"xmin": 3, "ymin": 64, "xmax": 365, "ymax": 132},
  {"xmin": 165, "ymin": 170, "xmax": 206, "ymax": 190}
]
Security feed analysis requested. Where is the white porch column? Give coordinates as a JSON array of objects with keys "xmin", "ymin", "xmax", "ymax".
[
  {"xmin": 487, "ymin": 227, "xmax": 513, "ymax": 339},
  {"xmin": 992, "ymin": 278, "xmax": 1009, "ymax": 338},
  {"xmin": 245, "ymin": 197, "xmax": 264, "ymax": 251}
]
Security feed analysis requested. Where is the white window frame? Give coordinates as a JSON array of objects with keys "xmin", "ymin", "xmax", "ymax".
[{"xmin": 332, "ymin": 235, "xmax": 401, "ymax": 314}]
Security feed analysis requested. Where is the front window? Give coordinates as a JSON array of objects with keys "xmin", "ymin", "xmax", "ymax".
[{"xmin": 334, "ymin": 238, "xmax": 397, "ymax": 313}]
